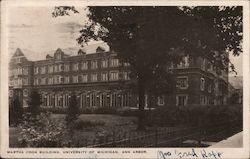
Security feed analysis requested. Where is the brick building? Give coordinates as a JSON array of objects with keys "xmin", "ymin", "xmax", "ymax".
[{"xmin": 9, "ymin": 45, "xmax": 229, "ymax": 109}]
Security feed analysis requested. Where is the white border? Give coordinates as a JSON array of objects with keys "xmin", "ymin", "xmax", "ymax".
[{"xmin": 1, "ymin": 0, "xmax": 249, "ymax": 158}]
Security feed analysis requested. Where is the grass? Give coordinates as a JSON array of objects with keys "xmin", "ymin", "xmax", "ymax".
[{"xmin": 50, "ymin": 114, "xmax": 139, "ymax": 146}]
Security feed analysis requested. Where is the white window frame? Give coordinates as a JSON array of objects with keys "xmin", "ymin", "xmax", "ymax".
[
  {"xmin": 23, "ymin": 89, "xmax": 28, "ymax": 97},
  {"xmin": 176, "ymin": 94, "xmax": 188, "ymax": 106},
  {"xmin": 64, "ymin": 64, "xmax": 70, "ymax": 72},
  {"xmin": 109, "ymin": 71, "xmax": 119, "ymax": 81},
  {"xmin": 81, "ymin": 74, "xmax": 88, "ymax": 83},
  {"xmin": 81, "ymin": 61, "xmax": 88, "ymax": 70},
  {"xmin": 101, "ymin": 59, "xmax": 109, "ymax": 68},
  {"xmin": 177, "ymin": 76, "xmax": 188, "ymax": 89},
  {"xmin": 200, "ymin": 95, "xmax": 207, "ymax": 105},
  {"xmin": 23, "ymin": 78, "xmax": 28, "ymax": 85},
  {"xmin": 91, "ymin": 60, "xmax": 98, "ymax": 69},
  {"xmin": 101, "ymin": 72, "xmax": 108, "ymax": 81},
  {"xmin": 91, "ymin": 73, "xmax": 98, "ymax": 82},
  {"xmin": 73, "ymin": 63, "xmax": 79, "ymax": 71},
  {"xmin": 110, "ymin": 59, "xmax": 119, "ymax": 67},
  {"xmin": 157, "ymin": 96, "xmax": 165, "ymax": 106},
  {"xmin": 64, "ymin": 75, "xmax": 70, "ymax": 84},
  {"xmin": 200, "ymin": 78, "xmax": 205, "ymax": 91},
  {"xmin": 73, "ymin": 75, "xmax": 79, "ymax": 83}
]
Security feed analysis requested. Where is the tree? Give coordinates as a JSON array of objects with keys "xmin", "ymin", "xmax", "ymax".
[
  {"xmin": 27, "ymin": 89, "xmax": 42, "ymax": 117},
  {"xmin": 65, "ymin": 93, "xmax": 80, "ymax": 126},
  {"xmin": 53, "ymin": 6, "xmax": 242, "ymax": 130},
  {"xmin": 9, "ymin": 96, "xmax": 23, "ymax": 126}
]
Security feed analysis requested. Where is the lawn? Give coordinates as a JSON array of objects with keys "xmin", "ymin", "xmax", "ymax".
[{"xmin": 51, "ymin": 114, "xmax": 140, "ymax": 147}]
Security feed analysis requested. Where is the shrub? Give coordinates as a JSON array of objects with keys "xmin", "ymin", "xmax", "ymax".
[
  {"xmin": 18, "ymin": 112, "xmax": 67, "ymax": 147},
  {"xmin": 147, "ymin": 104, "xmax": 243, "ymax": 130}
]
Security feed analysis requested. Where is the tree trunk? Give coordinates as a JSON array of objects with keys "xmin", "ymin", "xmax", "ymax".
[{"xmin": 137, "ymin": 77, "xmax": 146, "ymax": 130}]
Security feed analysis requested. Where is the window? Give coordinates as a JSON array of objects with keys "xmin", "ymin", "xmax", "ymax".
[
  {"xmin": 23, "ymin": 89, "xmax": 28, "ymax": 97},
  {"xmin": 101, "ymin": 72, "xmax": 108, "ymax": 81},
  {"xmin": 177, "ymin": 55, "xmax": 189, "ymax": 68},
  {"xmin": 64, "ymin": 64, "xmax": 70, "ymax": 72},
  {"xmin": 184, "ymin": 55, "xmax": 189, "ymax": 67},
  {"xmin": 16, "ymin": 58, "xmax": 21, "ymax": 63},
  {"xmin": 176, "ymin": 76, "xmax": 188, "ymax": 89},
  {"xmin": 34, "ymin": 67, "xmax": 39, "ymax": 74},
  {"xmin": 14, "ymin": 79, "xmax": 18, "ymax": 86},
  {"xmin": 56, "ymin": 53, "xmax": 61, "ymax": 60},
  {"xmin": 23, "ymin": 67, "xmax": 28, "ymax": 75},
  {"xmin": 59, "ymin": 76, "xmax": 63, "ymax": 84},
  {"xmin": 176, "ymin": 95, "xmax": 188, "ymax": 106},
  {"xmin": 9, "ymin": 90, "xmax": 13, "ymax": 97},
  {"xmin": 123, "ymin": 71, "xmax": 130, "ymax": 80},
  {"xmin": 110, "ymin": 59, "xmax": 119, "ymax": 67},
  {"xmin": 73, "ymin": 63, "xmax": 79, "ymax": 71},
  {"xmin": 157, "ymin": 96, "xmax": 165, "ymax": 106},
  {"xmin": 17, "ymin": 67, "xmax": 23, "ymax": 75},
  {"xmin": 53, "ymin": 76, "xmax": 59, "ymax": 84},
  {"xmin": 13, "ymin": 69, "xmax": 17, "ymax": 75},
  {"xmin": 73, "ymin": 75, "xmax": 78, "ymax": 83},
  {"xmin": 81, "ymin": 61, "xmax": 88, "ymax": 70},
  {"xmin": 124, "ymin": 62, "xmax": 130, "ymax": 67},
  {"xmin": 23, "ymin": 78, "xmax": 28, "ymax": 85},
  {"xmin": 54, "ymin": 65, "xmax": 59, "ymax": 72},
  {"xmin": 41, "ymin": 77, "xmax": 47, "ymax": 85},
  {"xmin": 91, "ymin": 60, "xmax": 98, "ymax": 69},
  {"xmin": 201, "ymin": 58, "xmax": 206, "ymax": 70},
  {"xmin": 200, "ymin": 95, "xmax": 207, "ymax": 105},
  {"xmin": 208, "ymin": 84, "xmax": 212, "ymax": 93},
  {"xmin": 48, "ymin": 65, "xmax": 53, "ymax": 73},
  {"xmin": 34, "ymin": 78, "xmax": 39, "ymax": 85},
  {"xmin": 200, "ymin": 78, "xmax": 205, "ymax": 91},
  {"xmin": 48, "ymin": 77, "xmax": 53, "ymax": 84},
  {"xmin": 81, "ymin": 74, "xmax": 88, "ymax": 83},
  {"xmin": 64, "ymin": 76, "xmax": 70, "ymax": 83},
  {"xmin": 9, "ymin": 79, "xmax": 14, "ymax": 86},
  {"xmin": 91, "ymin": 73, "xmax": 98, "ymax": 82},
  {"xmin": 110, "ymin": 71, "xmax": 119, "ymax": 81},
  {"xmin": 101, "ymin": 59, "xmax": 109, "ymax": 68},
  {"xmin": 18, "ymin": 78, "xmax": 22, "ymax": 85},
  {"xmin": 58, "ymin": 64, "xmax": 63, "ymax": 72},
  {"xmin": 41, "ymin": 66, "xmax": 46, "ymax": 74}
]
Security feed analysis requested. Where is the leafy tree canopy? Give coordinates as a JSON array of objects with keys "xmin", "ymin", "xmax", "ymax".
[
  {"xmin": 53, "ymin": 6, "xmax": 242, "ymax": 129},
  {"xmin": 53, "ymin": 6, "xmax": 242, "ymax": 75}
]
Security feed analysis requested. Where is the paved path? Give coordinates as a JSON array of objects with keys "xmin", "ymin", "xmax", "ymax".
[{"xmin": 210, "ymin": 132, "xmax": 243, "ymax": 147}]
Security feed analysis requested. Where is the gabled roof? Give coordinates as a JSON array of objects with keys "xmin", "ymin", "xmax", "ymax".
[
  {"xmin": 10, "ymin": 42, "xmax": 110, "ymax": 61},
  {"xmin": 12, "ymin": 48, "xmax": 25, "ymax": 57},
  {"xmin": 55, "ymin": 48, "xmax": 64, "ymax": 54}
]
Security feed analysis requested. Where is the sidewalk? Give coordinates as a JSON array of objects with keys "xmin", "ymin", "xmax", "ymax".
[{"xmin": 210, "ymin": 132, "xmax": 243, "ymax": 147}]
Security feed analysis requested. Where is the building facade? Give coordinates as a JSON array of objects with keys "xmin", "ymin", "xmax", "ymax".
[{"xmin": 9, "ymin": 46, "xmax": 229, "ymax": 109}]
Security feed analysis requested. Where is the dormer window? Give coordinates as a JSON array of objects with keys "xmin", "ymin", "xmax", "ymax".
[
  {"xmin": 56, "ymin": 54, "xmax": 61, "ymax": 60},
  {"xmin": 46, "ymin": 54, "xmax": 53, "ymax": 59},
  {"xmin": 96, "ymin": 46, "xmax": 105, "ymax": 53},
  {"xmin": 54, "ymin": 48, "xmax": 64, "ymax": 60},
  {"xmin": 78, "ymin": 49, "xmax": 86, "ymax": 55}
]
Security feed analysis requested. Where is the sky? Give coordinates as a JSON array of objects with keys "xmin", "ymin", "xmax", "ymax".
[{"xmin": 7, "ymin": 6, "xmax": 242, "ymax": 76}]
